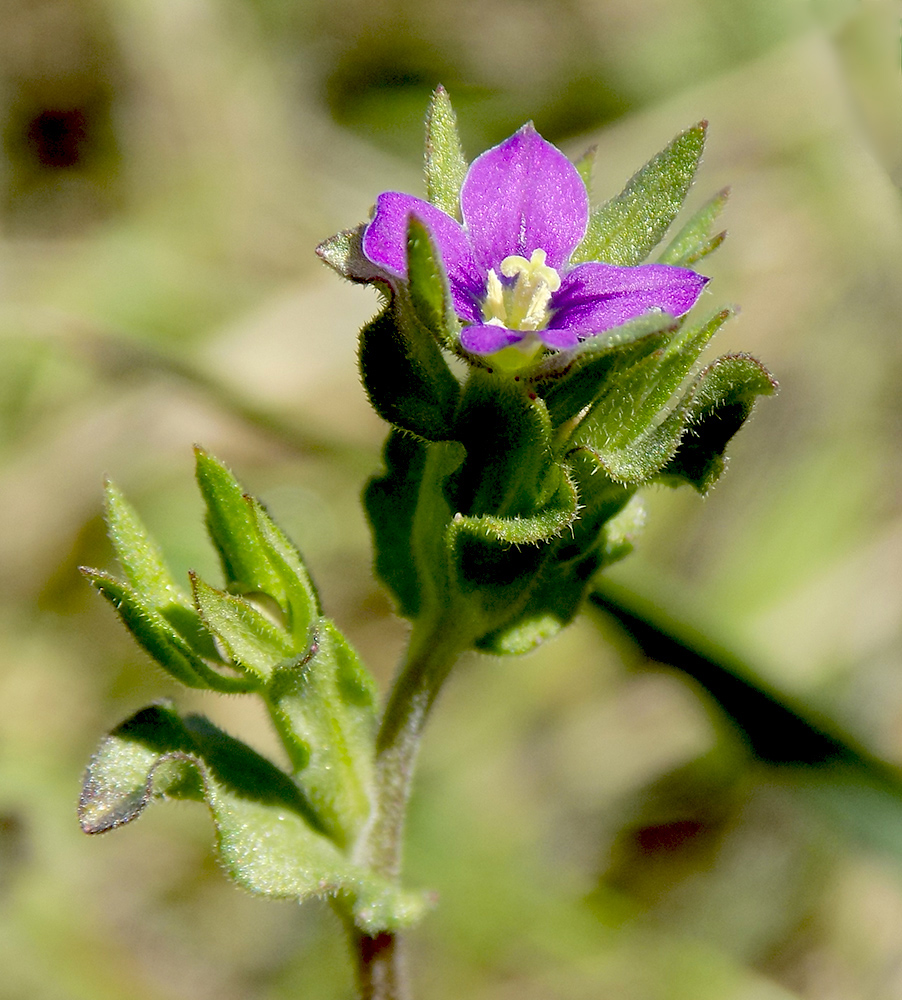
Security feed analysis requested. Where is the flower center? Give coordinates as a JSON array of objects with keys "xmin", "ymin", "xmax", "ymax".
[{"xmin": 482, "ymin": 249, "xmax": 561, "ymax": 331}]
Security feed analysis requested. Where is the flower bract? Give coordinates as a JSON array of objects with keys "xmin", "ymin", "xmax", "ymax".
[{"xmin": 362, "ymin": 124, "xmax": 709, "ymax": 367}]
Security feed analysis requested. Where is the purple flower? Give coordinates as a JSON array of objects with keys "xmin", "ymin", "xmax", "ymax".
[{"xmin": 362, "ymin": 124, "xmax": 708, "ymax": 366}]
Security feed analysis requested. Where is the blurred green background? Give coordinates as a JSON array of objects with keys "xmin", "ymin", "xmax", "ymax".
[{"xmin": 1, "ymin": 0, "xmax": 902, "ymax": 997}]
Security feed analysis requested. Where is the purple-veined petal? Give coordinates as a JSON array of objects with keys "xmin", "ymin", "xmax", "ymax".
[
  {"xmin": 460, "ymin": 323, "xmax": 527, "ymax": 355},
  {"xmin": 551, "ymin": 262, "xmax": 708, "ymax": 336},
  {"xmin": 461, "ymin": 124, "xmax": 588, "ymax": 273},
  {"xmin": 362, "ymin": 192, "xmax": 484, "ymax": 322}
]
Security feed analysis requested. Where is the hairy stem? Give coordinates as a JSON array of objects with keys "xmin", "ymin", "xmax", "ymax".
[{"xmin": 351, "ymin": 613, "xmax": 471, "ymax": 999}]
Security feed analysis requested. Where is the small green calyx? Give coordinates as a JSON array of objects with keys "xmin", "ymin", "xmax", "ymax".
[{"xmin": 483, "ymin": 337, "xmax": 544, "ymax": 373}]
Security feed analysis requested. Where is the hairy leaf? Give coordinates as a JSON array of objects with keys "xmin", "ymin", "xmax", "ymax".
[
  {"xmin": 571, "ymin": 123, "xmax": 707, "ymax": 266},
  {"xmin": 81, "ymin": 569, "xmax": 254, "ymax": 693},
  {"xmin": 267, "ymin": 620, "xmax": 378, "ymax": 848},
  {"xmin": 195, "ymin": 449, "xmax": 286, "ymax": 603},
  {"xmin": 359, "ymin": 301, "xmax": 460, "ymax": 441},
  {"xmin": 424, "ymin": 86, "xmax": 467, "ymax": 219},
  {"xmin": 79, "ymin": 704, "xmax": 424, "ymax": 932},
  {"xmin": 656, "ymin": 353, "xmax": 777, "ymax": 492},
  {"xmin": 659, "ymin": 187, "xmax": 730, "ymax": 267}
]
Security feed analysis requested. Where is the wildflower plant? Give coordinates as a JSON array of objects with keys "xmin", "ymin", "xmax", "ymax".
[{"xmin": 79, "ymin": 88, "xmax": 775, "ymax": 999}]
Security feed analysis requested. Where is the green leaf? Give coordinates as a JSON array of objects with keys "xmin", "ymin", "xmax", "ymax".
[
  {"xmin": 582, "ymin": 309, "xmax": 731, "ymax": 455},
  {"xmin": 188, "ymin": 573, "xmax": 379, "ymax": 848},
  {"xmin": 451, "ymin": 463, "xmax": 578, "ymax": 548},
  {"xmin": 571, "ymin": 122, "xmax": 707, "ymax": 266},
  {"xmin": 655, "ymin": 353, "xmax": 778, "ymax": 492},
  {"xmin": 455, "ymin": 485, "xmax": 581, "ymax": 651},
  {"xmin": 104, "ymin": 481, "xmax": 183, "ymax": 608},
  {"xmin": 424, "ymin": 86, "xmax": 467, "ymax": 220},
  {"xmin": 658, "ymin": 187, "xmax": 730, "ymax": 267},
  {"xmin": 81, "ymin": 569, "xmax": 255, "ymax": 693},
  {"xmin": 79, "ymin": 704, "xmax": 425, "ymax": 933},
  {"xmin": 563, "ymin": 448, "xmax": 640, "ymax": 563},
  {"xmin": 587, "ymin": 406, "xmax": 690, "ymax": 483},
  {"xmin": 267, "ymin": 620, "xmax": 378, "ymax": 849},
  {"xmin": 364, "ymin": 431, "xmax": 429, "ymax": 618},
  {"xmin": 446, "ymin": 467, "xmax": 579, "ymax": 646},
  {"xmin": 614, "ymin": 308, "xmax": 732, "ymax": 448},
  {"xmin": 451, "ymin": 369, "xmax": 559, "ymax": 519},
  {"xmin": 578, "ymin": 347, "xmax": 775, "ymax": 486},
  {"xmin": 191, "ymin": 574, "xmax": 294, "ymax": 681},
  {"xmin": 247, "ymin": 495, "xmax": 319, "ymax": 645},
  {"xmin": 194, "ymin": 449, "xmax": 287, "ymax": 603},
  {"xmin": 103, "ymin": 481, "xmax": 217, "ymax": 659},
  {"xmin": 359, "ymin": 298, "xmax": 460, "ymax": 441},
  {"xmin": 473, "ymin": 450, "xmax": 637, "ymax": 655}
]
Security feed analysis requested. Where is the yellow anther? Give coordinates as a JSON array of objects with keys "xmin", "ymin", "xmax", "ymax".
[
  {"xmin": 481, "ymin": 248, "xmax": 561, "ymax": 332},
  {"xmin": 500, "ymin": 249, "xmax": 562, "ymax": 293}
]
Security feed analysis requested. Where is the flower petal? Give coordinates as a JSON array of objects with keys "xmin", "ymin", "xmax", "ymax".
[
  {"xmin": 537, "ymin": 327, "xmax": 581, "ymax": 351},
  {"xmin": 460, "ymin": 324, "xmax": 527, "ymax": 355},
  {"xmin": 551, "ymin": 262, "xmax": 708, "ymax": 336},
  {"xmin": 461, "ymin": 124, "xmax": 588, "ymax": 273},
  {"xmin": 362, "ymin": 192, "xmax": 484, "ymax": 322}
]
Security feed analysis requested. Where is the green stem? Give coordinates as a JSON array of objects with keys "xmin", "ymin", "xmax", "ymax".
[{"xmin": 351, "ymin": 613, "xmax": 472, "ymax": 999}]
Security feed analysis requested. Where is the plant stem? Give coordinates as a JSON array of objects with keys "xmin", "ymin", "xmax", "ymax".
[
  {"xmin": 351, "ymin": 613, "xmax": 471, "ymax": 999},
  {"xmin": 350, "ymin": 927, "xmax": 406, "ymax": 1000}
]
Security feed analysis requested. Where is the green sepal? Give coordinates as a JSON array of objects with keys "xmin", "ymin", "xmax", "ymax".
[
  {"xmin": 191, "ymin": 574, "xmax": 293, "ymax": 681},
  {"xmin": 78, "ymin": 704, "xmax": 425, "ymax": 933},
  {"xmin": 359, "ymin": 295, "xmax": 460, "ymax": 442},
  {"xmin": 315, "ymin": 224, "xmax": 386, "ymax": 284},
  {"xmin": 103, "ymin": 481, "xmax": 217, "ymax": 660},
  {"xmin": 534, "ymin": 313, "xmax": 679, "ymax": 428},
  {"xmin": 405, "ymin": 216, "xmax": 461, "ymax": 353},
  {"xmin": 424, "ymin": 86, "xmax": 467, "ymax": 220},
  {"xmin": 267, "ymin": 620, "xmax": 378, "ymax": 849},
  {"xmin": 195, "ymin": 449, "xmax": 287, "ymax": 603},
  {"xmin": 80, "ymin": 569, "xmax": 255, "ymax": 693},
  {"xmin": 571, "ymin": 122, "xmax": 707, "ymax": 266},
  {"xmin": 658, "ymin": 187, "xmax": 730, "ymax": 267},
  {"xmin": 655, "ymin": 353, "xmax": 777, "ymax": 493}
]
